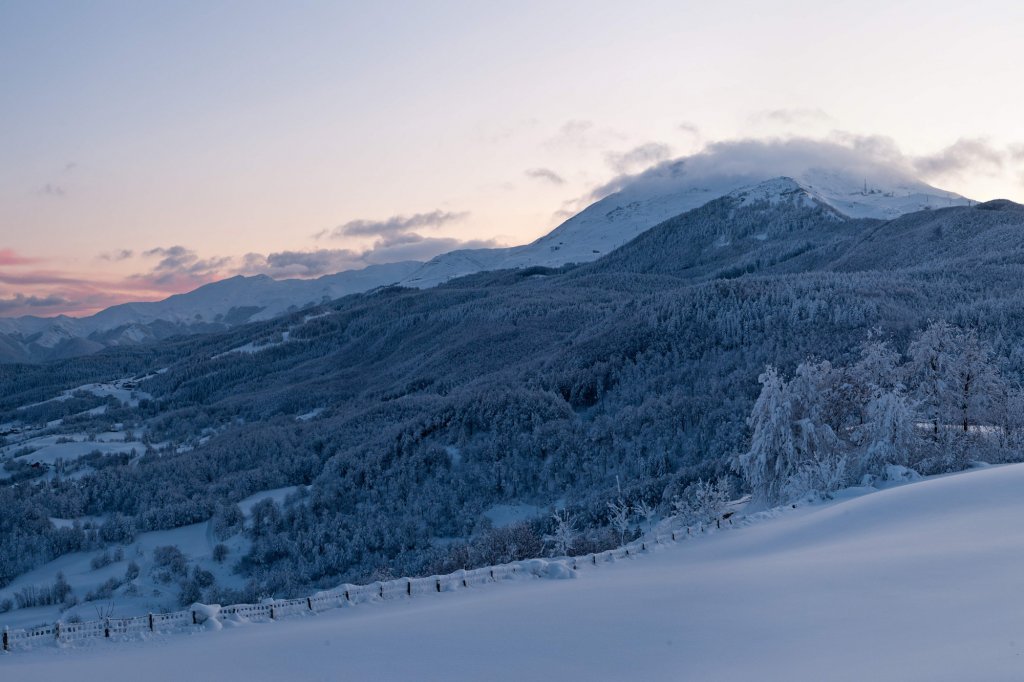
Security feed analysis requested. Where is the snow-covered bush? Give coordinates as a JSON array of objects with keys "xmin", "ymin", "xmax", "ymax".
[
  {"xmin": 674, "ymin": 478, "xmax": 730, "ymax": 525},
  {"xmin": 13, "ymin": 572, "xmax": 73, "ymax": 609}
]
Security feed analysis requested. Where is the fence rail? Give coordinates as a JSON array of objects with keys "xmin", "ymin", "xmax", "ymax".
[{"xmin": 1, "ymin": 518, "xmax": 729, "ymax": 653}]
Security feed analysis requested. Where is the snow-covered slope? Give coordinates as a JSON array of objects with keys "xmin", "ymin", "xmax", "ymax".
[
  {"xmin": 88, "ymin": 260, "xmax": 423, "ymax": 329},
  {"xmin": 400, "ymin": 155, "xmax": 968, "ymax": 288},
  {"xmin": 8, "ymin": 464, "xmax": 1024, "ymax": 681}
]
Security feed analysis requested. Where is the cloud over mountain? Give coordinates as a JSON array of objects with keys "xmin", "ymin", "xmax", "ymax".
[
  {"xmin": 913, "ymin": 138, "xmax": 1009, "ymax": 179},
  {"xmin": 604, "ymin": 142, "xmax": 672, "ymax": 174},
  {"xmin": 133, "ymin": 246, "xmax": 232, "ymax": 290},
  {"xmin": 0, "ymin": 293, "xmax": 69, "ymax": 313},
  {"xmin": 328, "ymin": 210, "xmax": 468, "ymax": 240}
]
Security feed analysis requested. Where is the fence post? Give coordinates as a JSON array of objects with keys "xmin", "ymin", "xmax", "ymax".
[
  {"xmin": 3, "ymin": 627, "xmax": 8, "ymax": 652},
  {"xmin": 192, "ymin": 610, "xmax": 197, "ymax": 625},
  {"xmin": 489, "ymin": 569, "xmax": 494, "ymax": 580},
  {"xmin": 379, "ymin": 584, "xmax": 384, "ymax": 599},
  {"xmin": 435, "ymin": 578, "xmax": 441, "ymax": 593},
  {"xmin": 55, "ymin": 621, "xmax": 60, "ymax": 640},
  {"xmin": 104, "ymin": 618, "xmax": 110, "ymax": 638},
  {"xmin": 148, "ymin": 613, "xmax": 154, "ymax": 631},
  {"xmin": 406, "ymin": 581, "xmax": 412, "ymax": 597},
  {"xmin": 307, "ymin": 597, "xmax": 313, "ymax": 611},
  {"xmin": 717, "ymin": 518, "xmax": 721, "ymax": 529},
  {"xmin": 592, "ymin": 554, "xmax": 597, "ymax": 565},
  {"xmin": 671, "ymin": 531, "xmax": 676, "ymax": 541},
  {"xmin": 344, "ymin": 589, "xmax": 350, "ymax": 602},
  {"xmin": 269, "ymin": 605, "xmax": 275, "ymax": 620},
  {"xmin": 641, "ymin": 542, "xmax": 646, "ymax": 551}
]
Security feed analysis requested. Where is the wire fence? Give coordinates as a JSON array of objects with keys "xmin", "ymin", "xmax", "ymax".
[{"xmin": 2, "ymin": 518, "xmax": 731, "ymax": 653}]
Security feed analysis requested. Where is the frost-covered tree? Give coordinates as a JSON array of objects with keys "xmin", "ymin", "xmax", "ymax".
[
  {"xmin": 543, "ymin": 510, "xmax": 578, "ymax": 557},
  {"xmin": 606, "ymin": 498, "xmax": 631, "ymax": 545},
  {"xmin": 861, "ymin": 388, "xmax": 917, "ymax": 473},
  {"xmin": 855, "ymin": 334, "xmax": 900, "ymax": 397},
  {"xmin": 735, "ymin": 366, "xmax": 795, "ymax": 507},
  {"xmin": 679, "ymin": 478, "xmax": 730, "ymax": 526},
  {"xmin": 947, "ymin": 329, "xmax": 1003, "ymax": 433},
  {"xmin": 783, "ymin": 454, "xmax": 848, "ymax": 501},
  {"xmin": 212, "ymin": 503, "xmax": 246, "ymax": 541},
  {"xmin": 907, "ymin": 320, "xmax": 958, "ymax": 435},
  {"xmin": 787, "ymin": 361, "xmax": 842, "ymax": 472},
  {"xmin": 634, "ymin": 499, "xmax": 657, "ymax": 533},
  {"xmin": 827, "ymin": 333, "xmax": 901, "ymax": 431},
  {"xmin": 907, "ymin": 322, "xmax": 1004, "ymax": 436}
]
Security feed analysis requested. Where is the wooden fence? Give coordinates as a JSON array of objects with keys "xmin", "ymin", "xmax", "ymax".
[{"xmin": 2, "ymin": 520, "xmax": 729, "ymax": 653}]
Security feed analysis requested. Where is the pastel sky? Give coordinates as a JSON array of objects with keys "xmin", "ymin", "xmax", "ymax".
[{"xmin": 2, "ymin": 0, "xmax": 1023, "ymax": 317}]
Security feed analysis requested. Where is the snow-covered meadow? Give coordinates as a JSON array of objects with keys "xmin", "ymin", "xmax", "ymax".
[{"xmin": 6, "ymin": 463, "xmax": 1024, "ymax": 680}]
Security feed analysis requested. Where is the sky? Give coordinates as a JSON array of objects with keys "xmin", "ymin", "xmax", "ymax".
[{"xmin": 1, "ymin": 0, "xmax": 1023, "ymax": 317}]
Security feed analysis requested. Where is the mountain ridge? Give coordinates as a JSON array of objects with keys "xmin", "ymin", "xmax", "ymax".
[
  {"xmin": 397, "ymin": 165, "xmax": 967, "ymax": 288},
  {"xmin": 0, "ymin": 149, "xmax": 972, "ymax": 363}
]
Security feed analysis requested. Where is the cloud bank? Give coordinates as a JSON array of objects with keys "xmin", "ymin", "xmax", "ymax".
[{"xmin": 0, "ymin": 293, "xmax": 69, "ymax": 313}]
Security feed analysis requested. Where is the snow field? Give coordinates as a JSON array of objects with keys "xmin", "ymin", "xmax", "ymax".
[
  {"xmin": 0, "ymin": 522, "xmax": 248, "ymax": 632},
  {"xmin": 8, "ymin": 464, "xmax": 1024, "ymax": 679}
]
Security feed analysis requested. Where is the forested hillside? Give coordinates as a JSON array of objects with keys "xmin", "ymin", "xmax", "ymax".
[{"xmin": 4, "ymin": 189, "xmax": 1024, "ymax": 611}]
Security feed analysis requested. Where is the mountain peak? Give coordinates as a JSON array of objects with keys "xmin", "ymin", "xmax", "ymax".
[
  {"xmin": 395, "ymin": 143, "xmax": 972, "ymax": 289},
  {"xmin": 726, "ymin": 177, "xmax": 820, "ymax": 209}
]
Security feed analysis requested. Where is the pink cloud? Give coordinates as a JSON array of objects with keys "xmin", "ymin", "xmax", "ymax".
[
  {"xmin": 0, "ymin": 249, "xmax": 40, "ymax": 266},
  {"xmin": 0, "ymin": 268, "xmax": 209, "ymax": 318}
]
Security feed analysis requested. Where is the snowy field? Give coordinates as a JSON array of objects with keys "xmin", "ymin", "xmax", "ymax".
[
  {"xmin": 6, "ymin": 463, "xmax": 1024, "ymax": 680},
  {"xmin": 0, "ymin": 521, "xmax": 247, "ymax": 631}
]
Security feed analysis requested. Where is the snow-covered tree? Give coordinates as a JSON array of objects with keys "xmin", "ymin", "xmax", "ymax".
[
  {"xmin": 543, "ymin": 510, "xmax": 578, "ymax": 557},
  {"xmin": 828, "ymin": 332, "xmax": 901, "ymax": 430},
  {"xmin": 679, "ymin": 478, "xmax": 730, "ymax": 526},
  {"xmin": 907, "ymin": 322, "xmax": 1004, "ymax": 436},
  {"xmin": 606, "ymin": 498, "xmax": 631, "ymax": 545},
  {"xmin": 735, "ymin": 366, "xmax": 794, "ymax": 507},
  {"xmin": 783, "ymin": 453, "xmax": 848, "ymax": 501},
  {"xmin": 947, "ymin": 329, "xmax": 1003, "ymax": 433},
  {"xmin": 907, "ymin": 320, "xmax": 958, "ymax": 435},
  {"xmin": 634, "ymin": 499, "xmax": 657, "ymax": 533},
  {"xmin": 854, "ymin": 333, "xmax": 900, "ymax": 398},
  {"xmin": 861, "ymin": 388, "xmax": 917, "ymax": 472}
]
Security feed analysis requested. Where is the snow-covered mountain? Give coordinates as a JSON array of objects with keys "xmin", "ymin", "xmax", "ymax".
[
  {"xmin": 399, "ymin": 158, "xmax": 968, "ymax": 288},
  {"xmin": 0, "ymin": 261, "xmax": 421, "ymax": 363},
  {"xmin": 0, "ymin": 142, "xmax": 971, "ymax": 362}
]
